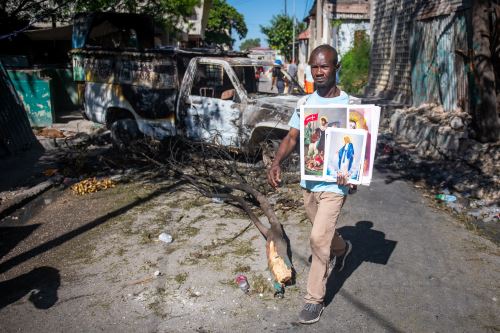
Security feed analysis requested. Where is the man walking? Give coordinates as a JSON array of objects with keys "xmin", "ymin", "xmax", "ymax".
[
  {"xmin": 287, "ymin": 59, "xmax": 298, "ymax": 92},
  {"xmin": 272, "ymin": 60, "xmax": 286, "ymax": 94},
  {"xmin": 267, "ymin": 45, "xmax": 353, "ymax": 324}
]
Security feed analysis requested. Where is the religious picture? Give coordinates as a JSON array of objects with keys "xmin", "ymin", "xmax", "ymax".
[
  {"xmin": 300, "ymin": 105, "xmax": 349, "ymax": 181},
  {"xmin": 323, "ymin": 128, "xmax": 367, "ymax": 185},
  {"xmin": 348, "ymin": 105, "xmax": 381, "ymax": 185}
]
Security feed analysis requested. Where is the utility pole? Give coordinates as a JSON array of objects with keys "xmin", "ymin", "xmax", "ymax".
[
  {"xmin": 284, "ymin": 0, "xmax": 287, "ymax": 16},
  {"xmin": 292, "ymin": 0, "xmax": 296, "ymax": 63}
]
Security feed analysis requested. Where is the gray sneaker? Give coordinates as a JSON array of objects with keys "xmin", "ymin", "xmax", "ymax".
[
  {"xmin": 334, "ymin": 240, "xmax": 352, "ymax": 272},
  {"xmin": 298, "ymin": 303, "xmax": 324, "ymax": 324}
]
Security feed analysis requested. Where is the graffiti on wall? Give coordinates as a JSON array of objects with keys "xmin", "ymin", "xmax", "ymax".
[
  {"xmin": 410, "ymin": 12, "xmax": 469, "ymax": 112},
  {"xmin": 71, "ymin": 51, "xmax": 177, "ymax": 90}
]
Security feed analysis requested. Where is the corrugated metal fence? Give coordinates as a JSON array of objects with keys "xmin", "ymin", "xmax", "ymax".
[
  {"xmin": 0, "ymin": 63, "xmax": 38, "ymax": 156},
  {"xmin": 410, "ymin": 8, "xmax": 470, "ymax": 112},
  {"xmin": 366, "ymin": 0, "xmax": 472, "ymax": 112}
]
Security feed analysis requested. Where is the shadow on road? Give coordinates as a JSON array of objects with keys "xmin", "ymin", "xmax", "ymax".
[
  {"xmin": 0, "ymin": 225, "xmax": 41, "ymax": 260},
  {"xmin": 0, "ymin": 180, "xmax": 185, "ymax": 274},
  {"xmin": 325, "ymin": 220, "xmax": 397, "ymax": 307},
  {"xmin": 0, "ymin": 266, "xmax": 60, "ymax": 309}
]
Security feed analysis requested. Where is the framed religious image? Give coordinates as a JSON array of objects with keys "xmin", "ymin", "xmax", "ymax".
[
  {"xmin": 348, "ymin": 105, "xmax": 381, "ymax": 185},
  {"xmin": 323, "ymin": 128, "xmax": 368, "ymax": 185},
  {"xmin": 300, "ymin": 105, "xmax": 349, "ymax": 181}
]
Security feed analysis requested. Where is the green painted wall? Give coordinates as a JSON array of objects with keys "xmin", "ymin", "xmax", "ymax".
[{"xmin": 7, "ymin": 70, "xmax": 54, "ymax": 127}]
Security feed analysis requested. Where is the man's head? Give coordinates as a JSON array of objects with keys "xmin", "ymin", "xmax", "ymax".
[
  {"xmin": 320, "ymin": 116, "xmax": 328, "ymax": 126},
  {"xmin": 308, "ymin": 45, "xmax": 339, "ymax": 88}
]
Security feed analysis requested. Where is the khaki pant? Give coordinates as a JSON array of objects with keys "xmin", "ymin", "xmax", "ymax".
[{"xmin": 303, "ymin": 190, "xmax": 347, "ymax": 304}]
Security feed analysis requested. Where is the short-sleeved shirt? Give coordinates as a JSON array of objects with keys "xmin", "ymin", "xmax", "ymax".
[
  {"xmin": 288, "ymin": 63, "xmax": 298, "ymax": 78},
  {"xmin": 272, "ymin": 66, "xmax": 285, "ymax": 82},
  {"xmin": 289, "ymin": 90, "xmax": 350, "ymax": 195}
]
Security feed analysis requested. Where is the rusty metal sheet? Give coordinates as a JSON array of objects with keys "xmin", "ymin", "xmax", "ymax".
[
  {"xmin": 71, "ymin": 49, "xmax": 177, "ymax": 89},
  {"xmin": 416, "ymin": 0, "xmax": 471, "ymax": 20},
  {"xmin": 410, "ymin": 12, "xmax": 470, "ymax": 112}
]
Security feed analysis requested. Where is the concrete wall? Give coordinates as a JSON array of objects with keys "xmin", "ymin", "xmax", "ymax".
[{"xmin": 365, "ymin": 0, "xmax": 472, "ymax": 109}]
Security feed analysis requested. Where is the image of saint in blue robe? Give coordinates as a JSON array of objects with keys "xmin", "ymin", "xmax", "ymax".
[{"xmin": 338, "ymin": 142, "xmax": 354, "ymax": 174}]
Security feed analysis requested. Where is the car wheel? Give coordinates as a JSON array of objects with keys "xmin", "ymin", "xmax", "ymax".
[{"xmin": 110, "ymin": 118, "xmax": 140, "ymax": 150}]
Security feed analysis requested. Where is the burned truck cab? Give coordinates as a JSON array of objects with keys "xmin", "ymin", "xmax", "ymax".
[{"xmin": 177, "ymin": 56, "xmax": 304, "ymax": 151}]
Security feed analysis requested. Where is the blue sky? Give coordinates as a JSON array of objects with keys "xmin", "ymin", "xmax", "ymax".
[{"xmin": 227, "ymin": 0, "xmax": 311, "ymax": 50}]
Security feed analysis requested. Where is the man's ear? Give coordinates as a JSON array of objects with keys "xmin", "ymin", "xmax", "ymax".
[{"xmin": 335, "ymin": 62, "xmax": 341, "ymax": 70}]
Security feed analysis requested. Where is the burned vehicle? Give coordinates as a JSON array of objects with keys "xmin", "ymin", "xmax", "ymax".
[
  {"xmin": 71, "ymin": 12, "xmax": 304, "ymax": 151},
  {"xmin": 177, "ymin": 56, "xmax": 303, "ymax": 149}
]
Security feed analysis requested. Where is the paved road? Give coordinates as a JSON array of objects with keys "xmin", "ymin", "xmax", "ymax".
[
  {"xmin": 0, "ymin": 165, "xmax": 498, "ymax": 332},
  {"xmin": 288, "ymin": 169, "xmax": 499, "ymax": 332}
]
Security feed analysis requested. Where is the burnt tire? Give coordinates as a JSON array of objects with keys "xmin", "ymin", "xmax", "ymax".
[{"xmin": 110, "ymin": 118, "xmax": 140, "ymax": 150}]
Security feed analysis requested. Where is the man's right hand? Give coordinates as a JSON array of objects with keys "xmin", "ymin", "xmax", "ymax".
[
  {"xmin": 266, "ymin": 128, "xmax": 299, "ymax": 189},
  {"xmin": 267, "ymin": 164, "xmax": 282, "ymax": 188}
]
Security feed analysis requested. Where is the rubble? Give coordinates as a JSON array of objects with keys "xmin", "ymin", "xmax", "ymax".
[{"xmin": 379, "ymin": 104, "xmax": 499, "ymax": 242}]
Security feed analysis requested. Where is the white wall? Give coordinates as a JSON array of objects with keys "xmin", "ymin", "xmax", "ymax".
[{"xmin": 335, "ymin": 21, "xmax": 370, "ymax": 57}]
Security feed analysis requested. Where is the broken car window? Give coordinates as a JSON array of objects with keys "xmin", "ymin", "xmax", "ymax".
[{"xmin": 191, "ymin": 64, "xmax": 235, "ymax": 100}]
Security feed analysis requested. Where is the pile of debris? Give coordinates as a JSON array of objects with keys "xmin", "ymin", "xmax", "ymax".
[{"xmin": 378, "ymin": 105, "xmax": 499, "ymax": 242}]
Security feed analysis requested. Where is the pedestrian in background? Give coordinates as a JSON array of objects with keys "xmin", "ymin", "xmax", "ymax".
[
  {"xmin": 287, "ymin": 59, "xmax": 298, "ymax": 93},
  {"xmin": 272, "ymin": 59, "xmax": 286, "ymax": 93},
  {"xmin": 304, "ymin": 63, "xmax": 314, "ymax": 94},
  {"xmin": 267, "ymin": 45, "xmax": 353, "ymax": 325}
]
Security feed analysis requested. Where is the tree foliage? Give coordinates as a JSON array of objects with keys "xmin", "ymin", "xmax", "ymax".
[
  {"xmin": 205, "ymin": 0, "xmax": 247, "ymax": 48},
  {"xmin": 260, "ymin": 15, "xmax": 305, "ymax": 61},
  {"xmin": 239, "ymin": 38, "xmax": 260, "ymax": 51},
  {"xmin": 339, "ymin": 32, "xmax": 371, "ymax": 96},
  {"xmin": 0, "ymin": 0, "xmax": 199, "ymax": 36}
]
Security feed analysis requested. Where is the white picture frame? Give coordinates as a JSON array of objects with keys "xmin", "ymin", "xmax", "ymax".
[
  {"xmin": 323, "ymin": 128, "xmax": 368, "ymax": 185},
  {"xmin": 299, "ymin": 105, "xmax": 350, "ymax": 181}
]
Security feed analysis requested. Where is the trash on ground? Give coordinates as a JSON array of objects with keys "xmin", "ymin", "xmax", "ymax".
[
  {"xmin": 43, "ymin": 168, "xmax": 59, "ymax": 177},
  {"xmin": 235, "ymin": 275, "xmax": 250, "ymax": 293},
  {"xmin": 71, "ymin": 177, "xmax": 115, "ymax": 195},
  {"xmin": 212, "ymin": 197, "xmax": 225, "ymax": 204},
  {"xmin": 435, "ymin": 194, "xmax": 457, "ymax": 202},
  {"xmin": 63, "ymin": 177, "xmax": 78, "ymax": 186},
  {"xmin": 158, "ymin": 233, "xmax": 173, "ymax": 244},
  {"xmin": 154, "ymin": 270, "xmax": 161, "ymax": 277},
  {"xmin": 383, "ymin": 144, "xmax": 393, "ymax": 154},
  {"xmin": 37, "ymin": 128, "xmax": 65, "ymax": 138}
]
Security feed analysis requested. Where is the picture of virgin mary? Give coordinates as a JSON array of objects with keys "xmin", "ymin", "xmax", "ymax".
[{"xmin": 338, "ymin": 136, "xmax": 354, "ymax": 175}]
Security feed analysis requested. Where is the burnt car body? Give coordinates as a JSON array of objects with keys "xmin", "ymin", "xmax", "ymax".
[{"xmin": 71, "ymin": 12, "xmax": 304, "ymax": 150}]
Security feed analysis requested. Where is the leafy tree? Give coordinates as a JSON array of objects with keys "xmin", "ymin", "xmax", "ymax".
[
  {"xmin": 75, "ymin": 0, "xmax": 200, "ymax": 36},
  {"xmin": 0, "ymin": 0, "xmax": 199, "ymax": 36},
  {"xmin": 240, "ymin": 38, "xmax": 260, "ymax": 51},
  {"xmin": 339, "ymin": 31, "xmax": 371, "ymax": 95},
  {"xmin": 260, "ymin": 14, "xmax": 305, "ymax": 61},
  {"xmin": 205, "ymin": 0, "xmax": 247, "ymax": 48}
]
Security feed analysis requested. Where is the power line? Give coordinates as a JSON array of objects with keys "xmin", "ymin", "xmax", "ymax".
[{"xmin": 303, "ymin": 0, "xmax": 310, "ymax": 20}]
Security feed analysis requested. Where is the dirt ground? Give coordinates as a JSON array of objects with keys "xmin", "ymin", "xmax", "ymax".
[{"xmin": 0, "ymin": 165, "xmax": 317, "ymax": 332}]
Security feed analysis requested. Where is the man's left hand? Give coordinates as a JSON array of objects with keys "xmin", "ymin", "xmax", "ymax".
[{"xmin": 337, "ymin": 171, "xmax": 349, "ymax": 186}]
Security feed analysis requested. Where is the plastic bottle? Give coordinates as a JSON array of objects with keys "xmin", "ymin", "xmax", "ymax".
[
  {"xmin": 235, "ymin": 275, "xmax": 250, "ymax": 293},
  {"xmin": 158, "ymin": 232, "xmax": 173, "ymax": 243},
  {"xmin": 435, "ymin": 194, "xmax": 457, "ymax": 202},
  {"xmin": 212, "ymin": 197, "xmax": 224, "ymax": 204}
]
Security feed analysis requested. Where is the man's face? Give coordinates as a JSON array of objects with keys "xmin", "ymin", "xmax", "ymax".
[{"xmin": 309, "ymin": 51, "xmax": 337, "ymax": 88}]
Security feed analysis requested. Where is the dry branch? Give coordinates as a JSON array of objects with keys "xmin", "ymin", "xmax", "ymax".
[{"xmin": 129, "ymin": 138, "xmax": 293, "ymax": 289}]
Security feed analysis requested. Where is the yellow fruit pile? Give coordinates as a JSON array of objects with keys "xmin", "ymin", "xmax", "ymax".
[{"xmin": 71, "ymin": 177, "xmax": 115, "ymax": 195}]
